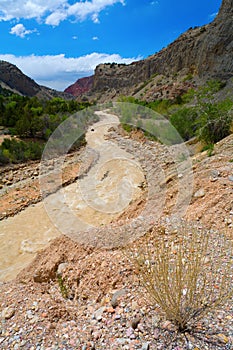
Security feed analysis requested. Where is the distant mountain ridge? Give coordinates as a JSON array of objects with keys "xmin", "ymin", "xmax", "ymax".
[
  {"xmin": 0, "ymin": 60, "xmax": 73, "ymax": 100},
  {"xmin": 1, "ymin": 0, "xmax": 232, "ymax": 102},
  {"xmin": 67, "ymin": 0, "xmax": 233, "ymax": 102},
  {"xmin": 64, "ymin": 76, "xmax": 94, "ymax": 97}
]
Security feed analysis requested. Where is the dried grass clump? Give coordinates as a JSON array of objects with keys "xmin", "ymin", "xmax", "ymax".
[{"xmin": 128, "ymin": 224, "xmax": 233, "ymax": 332}]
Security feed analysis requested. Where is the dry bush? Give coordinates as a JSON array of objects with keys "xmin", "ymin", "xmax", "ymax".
[{"xmin": 128, "ymin": 224, "xmax": 233, "ymax": 332}]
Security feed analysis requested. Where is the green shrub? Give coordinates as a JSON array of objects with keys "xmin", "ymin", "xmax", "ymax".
[
  {"xmin": 117, "ymin": 83, "xmax": 233, "ymax": 146},
  {"xmin": 197, "ymin": 101, "xmax": 233, "ymax": 144},
  {"xmin": 0, "ymin": 149, "xmax": 9, "ymax": 164},
  {"xmin": 171, "ymin": 82, "xmax": 232, "ymax": 144},
  {"xmin": 170, "ymin": 107, "xmax": 198, "ymax": 141},
  {"xmin": 0, "ymin": 138, "xmax": 43, "ymax": 164},
  {"xmin": 57, "ymin": 275, "xmax": 69, "ymax": 299},
  {"xmin": 122, "ymin": 123, "xmax": 134, "ymax": 133}
]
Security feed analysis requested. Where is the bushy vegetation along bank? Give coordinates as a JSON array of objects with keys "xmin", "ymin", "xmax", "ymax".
[
  {"xmin": 118, "ymin": 80, "xmax": 233, "ymax": 147},
  {"xmin": 0, "ymin": 92, "xmax": 93, "ymax": 165}
]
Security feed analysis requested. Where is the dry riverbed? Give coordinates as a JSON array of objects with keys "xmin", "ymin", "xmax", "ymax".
[{"xmin": 0, "ymin": 112, "xmax": 233, "ymax": 349}]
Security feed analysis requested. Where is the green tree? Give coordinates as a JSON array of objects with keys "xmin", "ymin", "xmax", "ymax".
[{"xmin": 170, "ymin": 107, "xmax": 198, "ymax": 141}]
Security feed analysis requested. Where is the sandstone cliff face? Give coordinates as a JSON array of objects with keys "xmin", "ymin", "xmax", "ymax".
[
  {"xmin": 87, "ymin": 0, "xmax": 232, "ymax": 101},
  {"xmin": 64, "ymin": 76, "xmax": 94, "ymax": 97},
  {"xmin": 0, "ymin": 60, "xmax": 73, "ymax": 100}
]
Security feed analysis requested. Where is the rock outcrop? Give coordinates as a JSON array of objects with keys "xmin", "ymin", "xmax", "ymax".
[
  {"xmin": 0, "ymin": 60, "xmax": 73, "ymax": 100},
  {"xmin": 64, "ymin": 76, "xmax": 94, "ymax": 97},
  {"xmin": 82, "ymin": 0, "xmax": 233, "ymax": 102},
  {"xmin": 0, "ymin": 60, "xmax": 41, "ymax": 96}
]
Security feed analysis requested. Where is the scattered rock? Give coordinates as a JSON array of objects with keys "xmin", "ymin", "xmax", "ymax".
[
  {"xmin": 106, "ymin": 307, "xmax": 115, "ymax": 314},
  {"xmin": 216, "ymin": 333, "xmax": 229, "ymax": 344},
  {"xmin": 92, "ymin": 331, "xmax": 101, "ymax": 340},
  {"xmin": 111, "ymin": 288, "xmax": 127, "ymax": 308},
  {"xmin": 131, "ymin": 316, "xmax": 141, "ymax": 329},
  {"xmin": 1, "ymin": 306, "xmax": 15, "ymax": 320},
  {"xmin": 210, "ymin": 169, "xmax": 220, "ymax": 178},
  {"xmin": 141, "ymin": 342, "xmax": 150, "ymax": 350},
  {"xmin": 114, "ymin": 314, "xmax": 121, "ymax": 320},
  {"xmin": 194, "ymin": 188, "xmax": 205, "ymax": 198},
  {"xmin": 116, "ymin": 338, "xmax": 128, "ymax": 345},
  {"xmin": 151, "ymin": 314, "xmax": 161, "ymax": 327},
  {"xmin": 161, "ymin": 320, "xmax": 174, "ymax": 330},
  {"xmin": 29, "ymin": 315, "xmax": 39, "ymax": 324},
  {"xmin": 126, "ymin": 327, "xmax": 134, "ymax": 337},
  {"xmin": 57, "ymin": 262, "xmax": 68, "ymax": 277},
  {"xmin": 94, "ymin": 306, "xmax": 106, "ymax": 321}
]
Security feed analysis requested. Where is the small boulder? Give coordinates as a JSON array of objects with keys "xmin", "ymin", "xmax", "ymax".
[
  {"xmin": 56, "ymin": 263, "xmax": 68, "ymax": 277},
  {"xmin": 194, "ymin": 188, "xmax": 205, "ymax": 198},
  {"xmin": 94, "ymin": 306, "xmax": 106, "ymax": 321},
  {"xmin": 131, "ymin": 316, "xmax": 141, "ymax": 329},
  {"xmin": 111, "ymin": 288, "xmax": 127, "ymax": 308},
  {"xmin": 1, "ymin": 306, "xmax": 15, "ymax": 319}
]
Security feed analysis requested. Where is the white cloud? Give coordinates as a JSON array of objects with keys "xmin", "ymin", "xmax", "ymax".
[
  {"xmin": 0, "ymin": 0, "xmax": 66, "ymax": 21},
  {"xmin": 92, "ymin": 13, "xmax": 100, "ymax": 24},
  {"xmin": 45, "ymin": 10, "xmax": 67, "ymax": 26},
  {"xmin": 10, "ymin": 23, "xmax": 36, "ymax": 38},
  {"xmin": 0, "ymin": 53, "xmax": 140, "ymax": 91},
  {"xmin": 92, "ymin": 36, "xmax": 99, "ymax": 40},
  {"xmin": 0, "ymin": 0, "xmax": 125, "ymax": 26}
]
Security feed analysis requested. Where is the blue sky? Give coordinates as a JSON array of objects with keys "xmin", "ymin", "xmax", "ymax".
[{"xmin": 0, "ymin": 0, "xmax": 222, "ymax": 91}]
